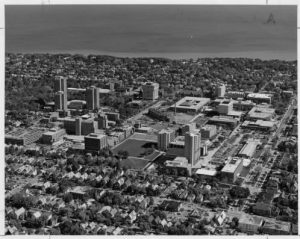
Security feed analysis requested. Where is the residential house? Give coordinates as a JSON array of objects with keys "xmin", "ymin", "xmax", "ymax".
[
  {"xmin": 15, "ymin": 207, "xmax": 26, "ymax": 220},
  {"xmin": 214, "ymin": 211, "xmax": 227, "ymax": 226}
]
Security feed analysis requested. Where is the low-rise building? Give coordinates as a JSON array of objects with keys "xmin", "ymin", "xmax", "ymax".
[
  {"xmin": 207, "ymin": 116, "xmax": 238, "ymax": 129},
  {"xmin": 233, "ymin": 100, "xmax": 256, "ymax": 111},
  {"xmin": 42, "ymin": 128, "xmax": 66, "ymax": 144},
  {"xmin": 170, "ymin": 97, "xmax": 210, "ymax": 113},
  {"xmin": 221, "ymin": 158, "xmax": 243, "ymax": 183},
  {"xmin": 238, "ymin": 214, "xmax": 264, "ymax": 234},
  {"xmin": 241, "ymin": 120, "xmax": 275, "ymax": 131},
  {"xmin": 195, "ymin": 168, "xmax": 217, "ymax": 180},
  {"xmin": 217, "ymin": 100, "xmax": 233, "ymax": 114},
  {"xmin": 247, "ymin": 105, "xmax": 275, "ymax": 121},
  {"xmin": 84, "ymin": 133, "xmax": 108, "ymax": 153},
  {"xmin": 227, "ymin": 91, "xmax": 245, "ymax": 99},
  {"xmin": 201, "ymin": 124, "xmax": 217, "ymax": 139},
  {"xmin": 5, "ymin": 128, "xmax": 46, "ymax": 146},
  {"xmin": 261, "ymin": 220, "xmax": 291, "ymax": 235},
  {"xmin": 252, "ymin": 202, "xmax": 272, "ymax": 217},
  {"xmin": 238, "ymin": 139, "xmax": 261, "ymax": 158},
  {"xmin": 247, "ymin": 93, "xmax": 272, "ymax": 104}
]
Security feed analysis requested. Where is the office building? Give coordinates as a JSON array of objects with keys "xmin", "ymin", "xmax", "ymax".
[
  {"xmin": 207, "ymin": 116, "xmax": 238, "ymax": 129},
  {"xmin": 142, "ymin": 82, "xmax": 159, "ymax": 101},
  {"xmin": 158, "ymin": 129, "xmax": 175, "ymax": 151},
  {"xmin": 227, "ymin": 91, "xmax": 245, "ymax": 99},
  {"xmin": 184, "ymin": 132, "xmax": 201, "ymax": 166},
  {"xmin": 238, "ymin": 214, "xmax": 264, "ymax": 234},
  {"xmin": 221, "ymin": 158, "xmax": 243, "ymax": 183},
  {"xmin": 5, "ymin": 128, "xmax": 46, "ymax": 146},
  {"xmin": 81, "ymin": 119, "xmax": 96, "ymax": 136},
  {"xmin": 247, "ymin": 105, "xmax": 275, "ymax": 121},
  {"xmin": 106, "ymin": 112, "xmax": 120, "ymax": 122},
  {"xmin": 201, "ymin": 125, "xmax": 217, "ymax": 139},
  {"xmin": 63, "ymin": 117, "xmax": 95, "ymax": 136},
  {"xmin": 84, "ymin": 133, "xmax": 108, "ymax": 152},
  {"xmin": 217, "ymin": 100, "xmax": 233, "ymax": 114},
  {"xmin": 200, "ymin": 143, "xmax": 208, "ymax": 156},
  {"xmin": 86, "ymin": 86, "xmax": 100, "ymax": 110},
  {"xmin": 170, "ymin": 97, "xmax": 210, "ymax": 113},
  {"xmin": 55, "ymin": 91, "xmax": 67, "ymax": 111},
  {"xmin": 215, "ymin": 84, "xmax": 226, "ymax": 98},
  {"xmin": 42, "ymin": 128, "xmax": 66, "ymax": 144},
  {"xmin": 98, "ymin": 114, "xmax": 108, "ymax": 129},
  {"xmin": 54, "ymin": 76, "xmax": 67, "ymax": 93},
  {"xmin": 241, "ymin": 120, "xmax": 275, "ymax": 132},
  {"xmin": 238, "ymin": 139, "xmax": 261, "ymax": 158},
  {"xmin": 75, "ymin": 117, "xmax": 82, "ymax": 135},
  {"xmin": 247, "ymin": 93, "xmax": 272, "ymax": 104},
  {"xmin": 233, "ymin": 100, "xmax": 256, "ymax": 111},
  {"xmin": 182, "ymin": 123, "xmax": 196, "ymax": 135}
]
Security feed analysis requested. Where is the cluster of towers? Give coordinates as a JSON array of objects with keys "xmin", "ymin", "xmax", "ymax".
[{"xmin": 54, "ymin": 77, "xmax": 100, "ymax": 112}]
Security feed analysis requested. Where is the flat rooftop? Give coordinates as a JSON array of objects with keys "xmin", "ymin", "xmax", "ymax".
[
  {"xmin": 221, "ymin": 158, "xmax": 242, "ymax": 173},
  {"xmin": 85, "ymin": 133, "xmax": 106, "ymax": 139},
  {"xmin": 209, "ymin": 116, "xmax": 238, "ymax": 123},
  {"xmin": 248, "ymin": 93, "xmax": 272, "ymax": 99},
  {"xmin": 242, "ymin": 120, "xmax": 275, "ymax": 128},
  {"xmin": 238, "ymin": 213, "xmax": 263, "ymax": 226},
  {"xmin": 248, "ymin": 106, "xmax": 275, "ymax": 119},
  {"xmin": 239, "ymin": 140, "xmax": 260, "ymax": 157},
  {"xmin": 170, "ymin": 97, "xmax": 210, "ymax": 111},
  {"xmin": 195, "ymin": 168, "xmax": 217, "ymax": 176},
  {"xmin": 262, "ymin": 220, "xmax": 291, "ymax": 232},
  {"xmin": 165, "ymin": 156, "xmax": 188, "ymax": 168},
  {"xmin": 43, "ymin": 128, "xmax": 65, "ymax": 136},
  {"xmin": 170, "ymin": 136, "xmax": 185, "ymax": 146}
]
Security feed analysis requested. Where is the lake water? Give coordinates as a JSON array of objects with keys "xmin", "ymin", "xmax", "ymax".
[{"xmin": 5, "ymin": 5, "xmax": 297, "ymax": 60}]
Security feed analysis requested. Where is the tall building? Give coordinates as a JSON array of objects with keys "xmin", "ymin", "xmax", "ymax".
[
  {"xmin": 75, "ymin": 117, "xmax": 82, "ymax": 135},
  {"xmin": 182, "ymin": 123, "xmax": 196, "ymax": 135},
  {"xmin": 54, "ymin": 77, "xmax": 68, "ymax": 111},
  {"xmin": 142, "ymin": 82, "xmax": 159, "ymax": 101},
  {"xmin": 86, "ymin": 86, "xmax": 100, "ymax": 110},
  {"xmin": 184, "ymin": 132, "xmax": 201, "ymax": 166},
  {"xmin": 84, "ymin": 133, "xmax": 108, "ymax": 152},
  {"xmin": 216, "ymin": 84, "xmax": 226, "ymax": 98},
  {"xmin": 54, "ymin": 91, "xmax": 67, "ymax": 111},
  {"xmin": 158, "ymin": 129, "xmax": 175, "ymax": 151},
  {"xmin": 98, "ymin": 114, "xmax": 108, "ymax": 129}
]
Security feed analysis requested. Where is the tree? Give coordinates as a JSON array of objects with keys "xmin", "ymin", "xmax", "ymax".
[
  {"xmin": 229, "ymin": 186, "xmax": 250, "ymax": 199},
  {"xmin": 9, "ymin": 193, "xmax": 34, "ymax": 209},
  {"xmin": 63, "ymin": 193, "xmax": 73, "ymax": 203}
]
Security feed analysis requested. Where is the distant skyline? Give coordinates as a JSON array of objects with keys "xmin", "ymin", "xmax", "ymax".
[{"xmin": 5, "ymin": 5, "xmax": 297, "ymax": 60}]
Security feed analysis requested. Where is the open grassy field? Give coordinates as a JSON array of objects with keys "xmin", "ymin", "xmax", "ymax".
[
  {"xmin": 112, "ymin": 138, "xmax": 156, "ymax": 157},
  {"xmin": 120, "ymin": 157, "xmax": 149, "ymax": 170}
]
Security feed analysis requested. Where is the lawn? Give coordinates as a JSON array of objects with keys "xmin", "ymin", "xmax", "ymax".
[
  {"xmin": 120, "ymin": 157, "xmax": 150, "ymax": 170},
  {"xmin": 112, "ymin": 139, "xmax": 156, "ymax": 157}
]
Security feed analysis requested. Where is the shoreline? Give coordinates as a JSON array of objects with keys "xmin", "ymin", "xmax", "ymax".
[{"xmin": 5, "ymin": 50, "xmax": 296, "ymax": 62}]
